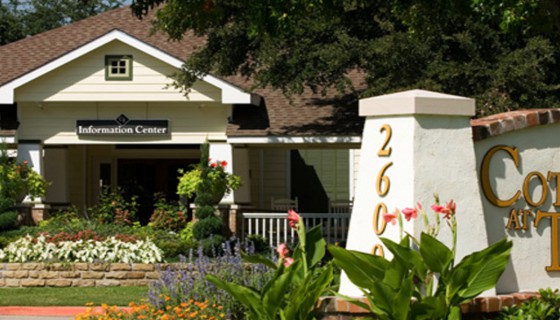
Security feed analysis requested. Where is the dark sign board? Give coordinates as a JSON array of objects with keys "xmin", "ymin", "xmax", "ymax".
[{"xmin": 76, "ymin": 114, "xmax": 169, "ymax": 136}]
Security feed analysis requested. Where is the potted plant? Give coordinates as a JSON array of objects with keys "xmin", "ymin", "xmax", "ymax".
[
  {"xmin": 0, "ymin": 145, "xmax": 48, "ymax": 204},
  {"xmin": 177, "ymin": 149, "xmax": 241, "ymax": 204}
]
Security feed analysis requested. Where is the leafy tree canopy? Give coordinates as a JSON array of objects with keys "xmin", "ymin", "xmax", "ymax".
[
  {"xmin": 131, "ymin": 0, "xmax": 560, "ymax": 116},
  {"xmin": 0, "ymin": 0, "xmax": 124, "ymax": 45}
]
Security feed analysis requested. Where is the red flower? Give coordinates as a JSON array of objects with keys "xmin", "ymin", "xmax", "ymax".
[
  {"xmin": 402, "ymin": 207, "xmax": 418, "ymax": 221},
  {"xmin": 276, "ymin": 243, "xmax": 289, "ymax": 259},
  {"xmin": 23, "ymin": 160, "xmax": 29, "ymax": 165},
  {"xmin": 383, "ymin": 210, "xmax": 398, "ymax": 225},
  {"xmin": 210, "ymin": 162, "xmax": 217, "ymax": 168},
  {"xmin": 220, "ymin": 160, "xmax": 228, "ymax": 167},
  {"xmin": 287, "ymin": 209, "xmax": 300, "ymax": 229}
]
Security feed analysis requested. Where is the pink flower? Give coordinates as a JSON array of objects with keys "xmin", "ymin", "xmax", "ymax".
[
  {"xmin": 446, "ymin": 200, "xmax": 456, "ymax": 214},
  {"xmin": 402, "ymin": 207, "xmax": 418, "ymax": 221},
  {"xmin": 383, "ymin": 210, "xmax": 398, "ymax": 225},
  {"xmin": 23, "ymin": 160, "xmax": 29, "ymax": 165},
  {"xmin": 276, "ymin": 243, "xmax": 289, "ymax": 259},
  {"xmin": 220, "ymin": 160, "xmax": 228, "ymax": 167},
  {"xmin": 287, "ymin": 209, "xmax": 300, "ymax": 229},
  {"xmin": 432, "ymin": 200, "xmax": 456, "ymax": 219},
  {"xmin": 431, "ymin": 204, "xmax": 445, "ymax": 213},
  {"xmin": 416, "ymin": 202, "xmax": 422, "ymax": 211},
  {"xmin": 283, "ymin": 257, "xmax": 295, "ymax": 267}
]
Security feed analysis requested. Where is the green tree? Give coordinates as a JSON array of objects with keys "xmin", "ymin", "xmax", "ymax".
[
  {"xmin": 131, "ymin": 0, "xmax": 560, "ymax": 116},
  {"xmin": 1, "ymin": 0, "xmax": 125, "ymax": 45}
]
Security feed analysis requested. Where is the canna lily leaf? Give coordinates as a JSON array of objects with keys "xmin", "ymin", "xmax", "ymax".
[
  {"xmin": 328, "ymin": 245, "xmax": 389, "ymax": 289},
  {"xmin": 242, "ymin": 252, "xmax": 277, "ymax": 269},
  {"xmin": 419, "ymin": 232, "xmax": 453, "ymax": 275},
  {"xmin": 206, "ymin": 274, "xmax": 267, "ymax": 318},
  {"xmin": 446, "ymin": 237, "xmax": 512, "ymax": 304}
]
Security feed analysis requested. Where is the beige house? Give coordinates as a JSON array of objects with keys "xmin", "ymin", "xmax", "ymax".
[{"xmin": 0, "ymin": 6, "xmax": 362, "ymax": 222}]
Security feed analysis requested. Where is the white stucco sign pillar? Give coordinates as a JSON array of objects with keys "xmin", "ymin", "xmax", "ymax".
[{"xmin": 339, "ymin": 90, "xmax": 491, "ymax": 296}]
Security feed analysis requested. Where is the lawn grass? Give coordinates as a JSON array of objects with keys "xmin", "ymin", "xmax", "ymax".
[{"xmin": 0, "ymin": 286, "xmax": 149, "ymax": 306}]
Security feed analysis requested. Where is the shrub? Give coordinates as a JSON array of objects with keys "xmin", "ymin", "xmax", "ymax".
[
  {"xmin": 88, "ymin": 187, "xmax": 138, "ymax": 225},
  {"xmin": 497, "ymin": 288, "xmax": 560, "ymax": 320},
  {"xmin": 245, "ymin": 234, "xmax": 270, "ymax": 254},
  {"xmin": 191, "ymin": 143, "xmax": 228, "ymax": 255},
  {"xmin": 148, "ymin": 194, "xmax": 188, "ymax": 232},
  {"xmin": 0, "ymin": 210, "xmax": 18, "ymax": 232},
  {"xmin": 156, "ymin": 238, "xmax": 198, "ymax": 261}
]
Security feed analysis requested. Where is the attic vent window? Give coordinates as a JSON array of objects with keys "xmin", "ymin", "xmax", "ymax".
[{"xmin": 105, "ymin": 55, "xmax": 132, "ymax": 80}]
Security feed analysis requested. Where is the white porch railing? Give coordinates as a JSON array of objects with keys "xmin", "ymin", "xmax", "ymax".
[{"xmin": 241, "ymin": 212, "xmax": 351, "ymax": 248}]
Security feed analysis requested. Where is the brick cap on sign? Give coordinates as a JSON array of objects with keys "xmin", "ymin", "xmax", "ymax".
[
  {"xmin": 359, "ymin": 89, "xmax": 475, "ymax": 117},
  {"xmin": 471, "ymin": 108, "xmax": 560, "ymax": 141}
]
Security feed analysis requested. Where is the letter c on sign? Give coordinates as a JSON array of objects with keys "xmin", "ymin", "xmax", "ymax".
[{"xmin": 480, "ymin": 145, "xmax": 521, "ymax": 207}]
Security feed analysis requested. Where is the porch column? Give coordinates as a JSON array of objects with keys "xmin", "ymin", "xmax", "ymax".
[
  {"xmin": 232, "ymin": 147, "xmax": 251, "ymax": 204},
  {"xmin": 17, "ymin": 141, "xmax": 44, "ymax": 204},
  {"xmin": 209, "ymin": 142, "xmax": 234, "ymax": 204},
  {"xmin": 339, "ymin": 90, "xmax": 491, "ymax": 296}
]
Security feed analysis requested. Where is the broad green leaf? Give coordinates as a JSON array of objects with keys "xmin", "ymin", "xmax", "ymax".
[
  {"xmin": 304, "ymin": 225, "xmax": 326, "ymax": 268},
  {"xmin": 383, "ymin": 257, "xmax": 408, "ymax": 290},
  {"xmin": 262, "ymin": 266, "xmax": 294, "ymax": 317},
  {"xmin": 206, "ymin": 274, "xmax": 266, "ymax": 318},
  {"xmin": 448, "ymin": 306, "xmax": 461, "ymax": 320},
  {"xmin": 329, "ymin": 245, "xmax": 389, "ymax": 289},
  {"xmin": 242, "ymin": 252, "xmax": 277, "ymax": 269},
  {"xmin": 392, "ymin": 273, "xmax": 414, "ymax": 320},
  {"xmin": 284, "ymin": 264, "xmax": 334, "ymax": 320},
  {"xmin": 369, "ymin": 276, "xmax": 413, "ymax": 320},
  {"xmin": 411, "ymin": 295, "xmax": 448, "ymax": 320},
  {"xmin": 333, "ymin": 292, "xmax": 372, "ymax": 313},
  {"xmin": 447, "ymin": 238, "xmax": 512, "ymax": 304},
  {"xmin": 420, "ymin": 232, "xmax": 453, "ymax": 275},
  {"xmin": 381, "ymin": 237, "xmax": 427, "ymax": 279}
]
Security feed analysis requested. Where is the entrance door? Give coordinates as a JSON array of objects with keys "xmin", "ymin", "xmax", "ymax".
[{"xmin": 117, "ymin": 159, "xmax": 196, "ymax": 224}]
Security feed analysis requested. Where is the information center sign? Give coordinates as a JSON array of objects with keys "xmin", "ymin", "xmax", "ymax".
[{"xmin": 76, "ymin": 114, "xmax": 169, "ymax": 136}]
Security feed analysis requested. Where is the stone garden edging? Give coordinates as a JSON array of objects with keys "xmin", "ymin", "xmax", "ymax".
[{"xmin": 0, "ymin": 262, "xmax": 161, "ymax": 288}]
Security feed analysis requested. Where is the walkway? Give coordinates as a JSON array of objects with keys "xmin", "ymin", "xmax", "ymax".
[{"xmin": 0, "ymin": 306, "xmax": 102, "ymax": 320}]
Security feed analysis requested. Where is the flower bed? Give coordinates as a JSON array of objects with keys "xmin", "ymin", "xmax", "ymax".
[{"xmin": 0, "ymin": 235, "xmax": 163, "ymax": 263}]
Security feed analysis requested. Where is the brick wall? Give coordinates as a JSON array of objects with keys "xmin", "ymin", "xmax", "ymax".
[{"xmin": 0, "ymin": 263, "xmax": 160, "ymax": 288}]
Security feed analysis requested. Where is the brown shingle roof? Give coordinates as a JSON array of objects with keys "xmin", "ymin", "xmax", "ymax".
[{"xmin": 0, "ymin": 6, "xmax": 363, "ymax": 138}]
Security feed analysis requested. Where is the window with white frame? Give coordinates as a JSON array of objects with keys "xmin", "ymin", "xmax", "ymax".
[{"xmin": 105, "ymin": 55, "xmax": 133, "ymax": 80}]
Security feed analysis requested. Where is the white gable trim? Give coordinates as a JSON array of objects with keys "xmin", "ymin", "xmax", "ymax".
[
  {"xmin": 0, "ymin": 29, "xmax": 251, "ymax": 104},
  {"xmin": 227, "ymin": 136, "xmax": 362, "ymax": 144}
]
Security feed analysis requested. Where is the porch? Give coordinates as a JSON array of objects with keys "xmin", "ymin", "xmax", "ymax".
[{"xmin": 225, "ymin": 204, "xmax": 352, "ymax": 247}]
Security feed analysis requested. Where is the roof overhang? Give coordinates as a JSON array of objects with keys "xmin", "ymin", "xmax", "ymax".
[{"xmin": 0, "ymin": 29, "xmax": 252, "ymax": 104}]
